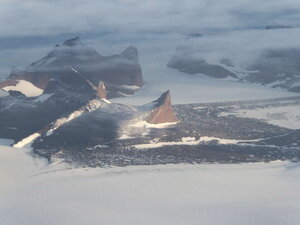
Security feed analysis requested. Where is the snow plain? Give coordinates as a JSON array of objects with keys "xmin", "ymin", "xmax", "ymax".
[
  {"xmin": 0, "ymin": 138, "xmax": 14, "ymax": 146},
  {"xmin": 221, "ymin": 105, "xmax": 300, "ymax": 130},
  {"xmin": 112, "ymin": 64, "xmax": 297, "ymax": 105},
  {"xmin": 1, "ymin": 146, "xmax": 300, "ymax": 225}
]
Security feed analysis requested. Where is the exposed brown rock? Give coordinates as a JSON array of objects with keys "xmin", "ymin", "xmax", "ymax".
[
  {"xmin": 0, "ymin": 72, "xmax": 51, "ymax": 97},
  {"xmin": 96, "ymin": 81, "xmax": 107, "ymax": 99},
  {"xmin": 0, "ymin": 72, "xmax": 51, "ymax": 94},
  {"xmin": 146, "ymin": 90, "xmax": 179, "ymax": 124},
  {"xmin": 0, "ymin": 79, "xmax": 18, "ymax": 89},
  {"xmin": 9, "ymin": 72, "xmax": 51, "ymax": 90}
]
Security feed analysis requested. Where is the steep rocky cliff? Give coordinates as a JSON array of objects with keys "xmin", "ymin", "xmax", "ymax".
[{"xmin": 146, "ymin": 90, "xmax": 179, "ymax": 124}]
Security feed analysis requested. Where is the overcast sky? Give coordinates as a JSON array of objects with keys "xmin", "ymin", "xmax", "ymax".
[
  {"xmin": 1, "ymin": 0, "xmax": 300, "ymax": 38},
  {"xmin": 1, "ymin": 0, "xmax": 300, "ymax": 77}
]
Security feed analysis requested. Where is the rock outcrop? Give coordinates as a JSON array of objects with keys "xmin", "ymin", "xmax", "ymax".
[
  {"xmin": 0, "ymin": 72, "xmax": 50, "ymax": 93},
  {"xmin": 167, "ymin": 46, "xmax": 236, "ymax": 78},
  {"xmin": 96, "ymin": 81, "xmax": 107, "ymax": 99},
  {"xmin": 146, "ymin": 90, "xmax": 179, "ymax": 124}
]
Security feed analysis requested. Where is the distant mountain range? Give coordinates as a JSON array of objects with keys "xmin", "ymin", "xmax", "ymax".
[
  {"xmin": 0, "ymin": 37, "xmax": 144, "ymax": 98},
  {"xmin": 168, "ymin": 30, "xmax": 300, "ymax": 93}
]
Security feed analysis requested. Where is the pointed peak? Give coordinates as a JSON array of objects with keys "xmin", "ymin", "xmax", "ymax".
[
  {"xmin": 121, "ymin": 46, "xmax": 138, "ymax": 60},
  {"xmin": 62, "ymin": 37, "xmax": 83, "ymax": 47},
  {"xmin": 96, "ymin": 81, "xmax": 107, "ymax": 99},
  {"xmin": 153, "ymin": 90, "xmax": 171, "ymax": 106},
  {"xmin": 146, "ymin": 90, "xmax": 178, "ymax": 124}
]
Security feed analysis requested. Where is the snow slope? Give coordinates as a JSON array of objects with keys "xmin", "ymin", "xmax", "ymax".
[
  {"xmin": 13, "ymin": 133, "xmax": 40, "ymax": 148},
  {"xmin": 1, "ymin": 146, "xmax": 300, "ymax": 225}
]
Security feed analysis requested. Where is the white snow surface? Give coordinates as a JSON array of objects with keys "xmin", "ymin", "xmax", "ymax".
[
  {"xmin": 2, "ymin": 80, "xmax": 43, "ymax": 97},
  {"xmin": 121, "ymin": 85, "xmax": 141, "ymax": 90},
  {"xmin": 0, "ymin": 138, "xmax": 14, "ymax": 146},
  {"xmin": 1, "ymin": 146, "xmax": 300, "ymax": 225},
  {"xmin": 132, "ymin": 120, "xmax": 178, "ymax": 128},
  {"xmin": 33, "ymin": 93, "xmax": 54, "ymax": 102},
  {"xmin": 13, "ymin": 133, "xmax": 40, "ymax": 148},
  {"xmin": 112, "ymin": 67, "xmax": 297, "ymax": 105},
  {"xmin": 133, "ymin": 136, "xmax": 258, "ymax": 149},
  {"xmin": 0, "ymin": 89, "xmax": 8, "ymax": 97},
  {"xmin": 118, "ymin": 119, "xmax": 178, "ymax": 140},
  {"xmin": 221, "ymin": 105, "xmax": 300, "ymax": 129}
]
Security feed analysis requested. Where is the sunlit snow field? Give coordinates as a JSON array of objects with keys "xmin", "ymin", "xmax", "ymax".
[{"xmin": 1, "ymin": 146, "xmax": 300, "ymax": 225}]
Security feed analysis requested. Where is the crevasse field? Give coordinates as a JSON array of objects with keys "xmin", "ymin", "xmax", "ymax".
[{"xmin": 1, "ymin": 146, "xmax": 300, "ymax": 225}]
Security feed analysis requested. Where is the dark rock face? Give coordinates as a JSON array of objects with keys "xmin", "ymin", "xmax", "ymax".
[
  {"xmin": 0, "ymin": 88, "xmax": 94, "ymax": 142},
  {"xmin": 96, "ymin": 81, "xmax": 107, "ymax": 99},
  {"xmin": 167, "ymin": 46, "xmax": 236, "ymax": 78},
  {"xmin": 62, "ymin": 36, "xmax": 82, "ymax": 47},
  {"xmin": 187, "ymin": 33, "xmax": 203, "ymax": 39},
  {"xmin": 33, "ymin": 103, "xmax": 135, "ymax": 151},
  {"xmin": 265, "ymin": 25, "xmax": 292, "ymax": 30},
  {"xmin": 0, "ymin": 79, "xmax": 18, "ymax": 89},
  {"xmin": 8, "ymin": 90, "xmax": 26, "ymax": 97},
  {"xmin": 167, "ymin": 57, "xmax": 235, "ymax": 78},
  {"xmin": 146, "ymin": 90, "xmax": 179, "ymax": 124},
  {"xmin": 245, "ymin": 48, "xmax": 300, "ymax": 92}
]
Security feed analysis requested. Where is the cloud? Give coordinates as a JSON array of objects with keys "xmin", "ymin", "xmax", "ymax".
[
  {"xmin": 171, "ymin": 28, "xmax": 300, "ymax": 68},
  {"xmin": 2, "ymin": 0, "xmax": 300, "ymax": 79},
  {"xmin": 1, "ymin": 0, "xmax": 300, "ymax": 38},
  {"xmin": 0, "ymin": 46, "xmax": 53, "ymax": 77}
]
